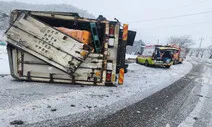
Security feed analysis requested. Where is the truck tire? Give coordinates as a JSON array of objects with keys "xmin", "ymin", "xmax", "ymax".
[
  {"xmin": 136, "ymin": 58, "xmax": 138, "ymax": 64},
  {"xmin": 145, "ymin": 60, "xmax": 149, "ymax": 67},
  {"xmin": 165, "ymin": 65, "xmax": 170, "ymax": 68},
  {"xmin": 124, "ymin": 68, "xmax": 128, "ymax": 73},
  {"xmin": 173, "ymin": 60, "xmax": 177, "ymax": 65}
]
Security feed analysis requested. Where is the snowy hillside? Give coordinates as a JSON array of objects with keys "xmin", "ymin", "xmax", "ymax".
[
  {"xmin": 0, "ymin": 46, "xmax": 9, "ymax": 74},
  {"xmin": 0, "ymin": 11, "xmax": 9, "ymax": 40},
  {"xmin": 126, "ymin": 40, "xmax": 145, "ymax": 54},
  {"xmin": 0, "ymin": 12, "xmax": 9, "ymax": 31},
  {"xmin": 0, "ymin": 1, "xmax": 95, "ymax": 40},
  {"xmin": 0, "ymin": 1, "xmax": 95, "ymax": 18}
]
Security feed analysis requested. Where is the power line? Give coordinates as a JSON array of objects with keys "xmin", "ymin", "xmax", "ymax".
[
  {"xmin": 127, "ymin": 10, "xmax": 212, "ymax": 23},
  {"xmin": 178, "ymin": 0, "xmax": 210, "ymax": 8},
  {"xmin": 162, "ymin": 0, "xmax": 211, "ymax": 12},
  {"xmin": 135, "ymin": 21, "xmax": 212, "ymax": 30}
]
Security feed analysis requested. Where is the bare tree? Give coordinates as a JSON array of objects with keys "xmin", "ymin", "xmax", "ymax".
[
  {"xmin": 168, "ymin": 35, "xmax": 195, "ymax": 56},
  {"xmin": 199, "ymin": 48, "xmax": 205, "ymax": 58},
  {"xmin": 189, "ymin": 49, "xmax": 194, "ymax": 57},
  {"xmin": 168, "ymin": 35, "xmax": 195, "ymax": 48}
]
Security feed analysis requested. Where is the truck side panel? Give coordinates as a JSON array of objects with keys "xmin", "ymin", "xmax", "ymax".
[
  {"xmin": 6, "ymin": 13, "xmax": 90, "ymax": 74},
  {"xmin": 8, "ymin": 48, "xmax": 105, "ymax": 85}
]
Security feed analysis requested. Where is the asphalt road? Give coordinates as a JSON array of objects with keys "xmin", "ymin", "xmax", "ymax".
[{"xmin": 81, "ymin": 63, "xmax": 205, "ymax": 127}]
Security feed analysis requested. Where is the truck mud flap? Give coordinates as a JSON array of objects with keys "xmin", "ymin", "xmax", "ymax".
[{"xmin": 5, "ymin": 12, "xmax": 91, "ymax": 74}]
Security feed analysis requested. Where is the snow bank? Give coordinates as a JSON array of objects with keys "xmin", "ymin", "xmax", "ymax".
[
  {"xmin": 0, "ymin": 50, "xmax": 192, "ymax": 126},
  {"xmin": 0, "ymin": 46, "xmax": 9, "ymax": 74},
  {"xmin": 178, "ymin": 62, "xmax": 212, "ymax": 127},
  {"xmin": 126, "ymin": 54, "xmax": 137, "ymax": 59}
]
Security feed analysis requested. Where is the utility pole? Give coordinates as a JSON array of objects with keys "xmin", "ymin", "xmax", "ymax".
[
  {"xmin": 157, "ymin": 39, "xmax": 159, "ymax": 45},
  {"xmin": 199, "ymin": 37, "xmax": 203, "ymax": 48},
  {"xmin": 197, "ymin": 37, "xmax": 204, "ymax": 57}
]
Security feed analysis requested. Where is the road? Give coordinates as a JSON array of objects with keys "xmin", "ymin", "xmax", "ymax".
[
  {"xmin": 68, "ymin": 59, "xmax": 212, "ymax": 127},
  {"xmin": 0, "ymin": 45, "xmax": 193, "ymax": 127},
  {"xmin": 2, "ymin": 44, "xmax": 211, "ymax": 127}
]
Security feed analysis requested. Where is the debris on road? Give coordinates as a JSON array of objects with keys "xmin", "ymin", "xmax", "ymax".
[
  {"xmin": 71, "ymin": 105, "xmax": 75, "ymax": 107},
  {"xmin": 10, "ymin": 120, "xmax": 24, "ymax": 125},
  {"xmin": 51, "ymin": 108, "xmax": 57, "ymax": 112}
]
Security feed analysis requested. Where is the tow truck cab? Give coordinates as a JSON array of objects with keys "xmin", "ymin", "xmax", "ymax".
[{"xmin": 164, "ymin": 45, "xmax": 185, "ymax": 64}]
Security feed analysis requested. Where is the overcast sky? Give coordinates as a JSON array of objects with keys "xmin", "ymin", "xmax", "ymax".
[{"xmin": 2, "ymin": 0, "xmax": 212, "ymax": 47}]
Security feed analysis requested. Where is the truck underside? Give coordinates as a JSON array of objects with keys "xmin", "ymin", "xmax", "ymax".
[{"xmin": 5, "ymin": 10, "xmax": 134, "ymax": 86}]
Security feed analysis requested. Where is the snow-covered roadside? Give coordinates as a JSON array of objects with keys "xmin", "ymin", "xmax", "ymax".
[
  {"xmin": 178, "ymin": 61, "xmax": 212, "ymax": 127},
  {"xmin": 126, "ymin": 54, "xmax": 137, "ymax": 60},
  {"xmin": 0, "ymin": 46, "xmax": 9, "ymax": 74},
  {"xmin": 0, "ymin": 48, "xmax": 192, "ymax": 126}
]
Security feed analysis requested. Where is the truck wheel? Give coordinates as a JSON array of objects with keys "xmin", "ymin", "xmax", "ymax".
[
  {"xmin": 136, "ymin": 58, "xmax": 138, "ymax": 64},
  {"xmin": 124, "ymin": 68, "xmax": 128, "ymax": 73},
  {"xmin": 145, "ymin": 60, "xmax": 149, "ymax": 67},
  {"xmin": 173, "ymin": 60, "xmax": 177, "ymax": 65},
  {"xmin": 165, "ymin": 65, "xmax": 170, "ymax": 68}
]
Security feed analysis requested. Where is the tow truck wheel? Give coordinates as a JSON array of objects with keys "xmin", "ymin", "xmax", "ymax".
[
  {"xmin": 136, "ymin": 58, "xmax": 138, "ymax": 63},
  {"xmin": 165, "ymin": 65, "xmax": 170, "ymax": 68},
  {"xmin": 145, "ymin": 60, "xmax": 149, "ymax": 67}
]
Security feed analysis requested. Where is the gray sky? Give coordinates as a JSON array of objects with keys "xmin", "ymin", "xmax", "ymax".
[{"xmin": 3, "ymin": 0, "xmax": 212, "ymax": 47}]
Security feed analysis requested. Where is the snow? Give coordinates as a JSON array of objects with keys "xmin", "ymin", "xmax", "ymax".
[
  {"xmin": 0, "ymin": 47, "xmax": 193, "ymax": 126},
  {"xmin": 126, "ymin": 54, "xmax": 137, "ymax": 60},
  {"xmin": 178, "ymin": 62, "xmax": 212, "ymax": 127},
  {"xmin": 0, "ymin": 46, "xmax": 9, "ymax": 74}
]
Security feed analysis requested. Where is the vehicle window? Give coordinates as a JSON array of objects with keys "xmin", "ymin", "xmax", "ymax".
[{"xmin": 142, "ymin": 47, "xmax": 154, "ymax": 56}]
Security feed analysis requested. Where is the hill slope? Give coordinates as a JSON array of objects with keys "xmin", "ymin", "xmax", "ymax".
[
  {"xmin": 0, "ymin": 1, "xmax": 95, "ymax": 41},
  {"xmin": 0, "ymin": 1, "xmax": 95, "ymax": 18}
]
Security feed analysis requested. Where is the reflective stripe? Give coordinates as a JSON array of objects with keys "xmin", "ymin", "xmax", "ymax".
[
  {"xmin": 118, "ymin": 68, "xmax": 124, "ymax": 85},
  {"xmin": 122, "ymin": 24, "xmax": 128, "ymax": 41}
]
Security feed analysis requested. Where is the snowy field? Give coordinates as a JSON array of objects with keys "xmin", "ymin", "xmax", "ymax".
[
  {"xmin": 0, "ymin": 46, "xmax": 9, "ymax": 74},
  {"xmin": 0, "ymin": 47, "xmax": 192, "ymax": 126},
  {"xmin": 126, "ymin": 54, "xmax": 137, "ymax": 60}
]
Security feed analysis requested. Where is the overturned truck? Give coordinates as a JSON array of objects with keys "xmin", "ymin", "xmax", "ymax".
[{"xmin": 5, "ymin": 10, "xmax": 136, "ymax": 86}]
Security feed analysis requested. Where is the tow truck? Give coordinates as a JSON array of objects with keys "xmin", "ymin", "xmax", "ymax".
[
  {"xmin": 164, "ymin": 45, "xmax": 185, "ymax": 64},
  {"xmin": 136, "ymin": 45, "xmax": 173, "ymax": 68}
]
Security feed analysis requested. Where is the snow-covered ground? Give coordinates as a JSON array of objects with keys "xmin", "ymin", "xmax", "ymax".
[
  {"xmin": 0, "ymin": 47, "xmax": 192, "ymax": 126},
  {"xmin": 126, "ymin": 54, "xmax": 137, "ymax": 60},
  {"xmin": 0, "ymin": 46, "xmax": 9, "ymax": 74}
]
